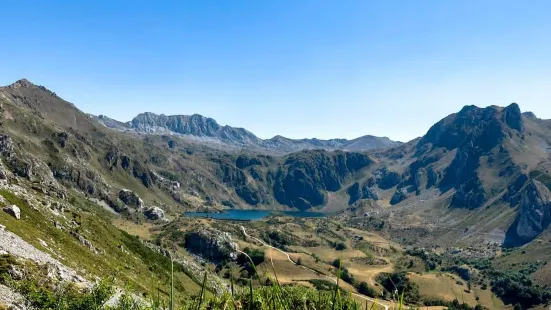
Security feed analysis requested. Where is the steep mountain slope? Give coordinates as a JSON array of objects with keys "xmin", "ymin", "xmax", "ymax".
[
  {"xmin": 0, "ymin": 79, "xmax": 380, "ymax": 214},
  {"xmin": 92, "ymin": 112, "xmax": 401, "ymax": 154},
  {"xmin": 347, "ymin": 103, "xmax": 551, "ymax": 248},
  {"xmin": 1, "ymin": 78, "xmax": 551, "ymax": 308}
]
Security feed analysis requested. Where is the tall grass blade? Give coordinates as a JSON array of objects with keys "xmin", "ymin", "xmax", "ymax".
[
  {"xmin": 170, "ymin": 258, "xmax": 174, "ymax": 310},
  {"xmin": 248, "ymin": 277, "xmax": 253, "ymax": 310},
  {"xmin": 230, "ymin": 275, "xmax": 234, "ymax": 297},
  {"xmin": 195, "ymin": 271, "xmax": 208, "ymax": 310},
  {"xmin": 397, "ymin": 290, "xmax": 404, "ymax": 310},
  {"xmin": 331, "ymin": 259, "xmax": 342, "ymax": 310}
]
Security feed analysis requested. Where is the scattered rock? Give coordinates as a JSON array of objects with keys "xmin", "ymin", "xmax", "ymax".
[
  {"xmin": 70, "ymin": 231, "xmax": 99, "ymax": 255},
  {"xmin": 3, "ymin": 205, "xmax": 21, "ymax": 219},
  {"xmin": 8, "ymin": 265, "xmax": 23, "ymax": 281},
  {"xmin": 117, "ymin": 244, "xmax": 129, "ymax": 254},
  {"xmin": 38, "ymin": 239, "xmax": 48, "ymax": 248}
]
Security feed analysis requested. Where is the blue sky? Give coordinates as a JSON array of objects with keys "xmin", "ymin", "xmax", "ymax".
[{"xmin": 1, "ymin": 1, "xmax": 550, "ymax": 142}]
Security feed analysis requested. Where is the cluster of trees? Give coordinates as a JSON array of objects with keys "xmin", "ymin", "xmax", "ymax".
[
  {"xmin": 377, "ymin": 272, "xmax": 420, "ymax": 304},
  {"xmin": 327, "ymin": 240, "xmax": 347, "ymax": 251},
  {"xmin": 262, "ymin": 230, "xmax": 295, "ymax": 250},
  {"xmin": 237, "ymin": 247, "xmax": 265, "ymax": 277},
  {"xmin": 489, "ymin": 271, "xmax": 551, "ymax": 308},
  {"xmin": 405, "ymin": 248, "xmax": 442, "ymax": 271}
]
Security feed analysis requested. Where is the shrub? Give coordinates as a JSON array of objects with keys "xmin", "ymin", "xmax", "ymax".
[
  {"xmin": 378, "ymin": 272, "xmax": 420, "ymax": 304},
  {"xmin": 356, "ymin": 281, "xmax": 377, "ymax": 298},
  {"xmin": 335, "ymin": 242, "xmax": 347, "ymax": 251}
]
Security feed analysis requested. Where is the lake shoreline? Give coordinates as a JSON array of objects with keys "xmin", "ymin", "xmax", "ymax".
[{"xmin": 184, "ymin": 209, "xmax": 330, "ymax": 221}]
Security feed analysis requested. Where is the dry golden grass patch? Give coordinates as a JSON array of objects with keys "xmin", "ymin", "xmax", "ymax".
[
  {"xmin": 409, "ymin": 272, "xmax": 505, "ymax": 309},
  {"xmin": 345, "ymin": 227, "xmax": 401, "ymax": 250},
  {"xmin": 112, "ymin": 218, "xmax": 155, "ymax": 240},
  {"xmin": 346, "ymin": 261, "xmax": 394, "ymax": 286}
]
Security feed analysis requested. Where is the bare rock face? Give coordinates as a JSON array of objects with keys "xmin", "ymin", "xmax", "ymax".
[
  {"xmin": 390, "ymin": 187, "xmax": 409, "ymax": 205},
  {"xmin": 118, "ymin": 189, "xmax": 144, "ymax": 209},
  {"xmin": 502, "ymin": 103, "xmax": 523, "ymax": 132},
  {"xmin": 184, "ymin": 228, "xmax": 239, "ymax": 262},
  {"xmin": 347, "ymin": 182, "xmax": 379, "ymax": 205},
  {"xmin": 373, "ymin": 167, "xmax": 402, "ymax": 190},
  {"xmin": 143, "ymin": 206, "xmax": 165, "ymax": 220},
  {"xmin": 516, "ymin": 180, "xmax": 551, "ymax": 242},
  {"xmin": 0, "ymin": 134, "xmax": 14, "ymax": 157},
  {"xmin": 3, "ymin": 205, "xmax": 21, "ymax": 219},
  {"xmin": 414, "ymin": 168, "xmax": 427, "ymax": 195}
]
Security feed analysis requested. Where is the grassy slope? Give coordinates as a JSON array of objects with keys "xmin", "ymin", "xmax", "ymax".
[{"xmin": 0, "ymin": 189, "xmax": 201, "ymax": 301}]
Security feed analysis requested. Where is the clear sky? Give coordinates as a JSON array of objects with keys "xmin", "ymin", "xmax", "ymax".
[{"xmin": 1, "ymin": 1, "xmax": 550, "ymax": 142}]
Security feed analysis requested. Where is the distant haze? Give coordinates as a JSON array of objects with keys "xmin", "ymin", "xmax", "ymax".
[{"xmin": 1, "ymin": 1, "xmax": 550, "ymax": 142}]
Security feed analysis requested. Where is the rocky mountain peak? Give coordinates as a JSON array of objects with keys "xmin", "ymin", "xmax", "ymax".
[
  {"xmin": 5, "ymin": 78, "xmax": 59, "ymax": 98},
  {"xmin": 522, "ymin": 111, "xmax": 537, "ymax": 119},
  {"xmin": 8, "ymin": 78, "xmax": 35, "ymax": 89},
  {"xmin": 502, "ymin": 102, "xmax": 523, "ymax": 132},
  {"xmin": 420, "ymin": 103, "xmax": 526, "ymax": 151}
]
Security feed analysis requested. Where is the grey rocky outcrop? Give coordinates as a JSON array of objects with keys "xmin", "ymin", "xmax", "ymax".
[
  {"xmin": 390, "ymin": 187, "xmax": 409, "ymax": 205},
  {"xmin": 373, "ymin": 167, "xmax": 402, "ymax": 190},
  {"xmin": 143, "ymin": 206, "xmax": 166, "ymax": 220},
  {"xmin": 0, "ymin": 225, "xmax": 88, "ymax": 285},
  {"xmin": 413, "ymin": 168, "xmax": 427, "ymax": 195},
  {"xmin": 502, "ymin": 103, "xmax": 523, "ymax": 132},
  {"xmin": 3, "ymin": 205, "xmax": 21, "ymax": 219},
  {"xmin": 515, "ymin": 180, "xmax": 551, "ymax": 242},
  {"xmin": 118, "ymin": 189, "xmax": 144, "ymax": 209},
  {"xmin": 184, "ymin": 228, "xmax": 239, "ymax": 262},
  {"xmin": 0, "ymin": 283, "xmax": 30, "ymax": 310},
  {"xmin": 347, "ymin": 182, "xmax": 379, "ymax": 205},
  {"xmin": 0, "ymin": 134, "xmax": 14, "ymax": 157}
]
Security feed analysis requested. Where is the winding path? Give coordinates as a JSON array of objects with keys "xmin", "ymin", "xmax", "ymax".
[{"xmin": 240, "ymin": 226, "xmax": 390, "ymax": 310}]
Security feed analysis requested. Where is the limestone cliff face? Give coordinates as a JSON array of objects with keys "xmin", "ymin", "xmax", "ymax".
[
  {"xmin": 516, "ymin": 180, "xmax": 551, "ymax": 242},
  {"xmin": 184, "ymin": 228, "xmax": 239, "ymax": 262}
]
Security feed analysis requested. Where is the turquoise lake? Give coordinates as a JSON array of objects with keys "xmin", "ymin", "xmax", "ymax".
[{"xmin": 184, "ymin": 209, "xmax": 328, "ymax": 221}]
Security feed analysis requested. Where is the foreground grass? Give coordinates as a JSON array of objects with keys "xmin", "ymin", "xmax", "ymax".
[{"xmin": 2, "ymin": 251, "xmax": 490, "ymax": 310}]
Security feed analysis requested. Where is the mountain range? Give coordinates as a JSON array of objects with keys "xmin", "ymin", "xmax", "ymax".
[
  {"xmin": 92, "ymin": 112, "xmax": 401, "ymax": 154},
  {"xmin": 0, "ymin": 79, "xmax": 550, "ymax": 246},
  {"xmin": 1, "ymin": 78, "xmax": 551, "ymax": 308}
]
